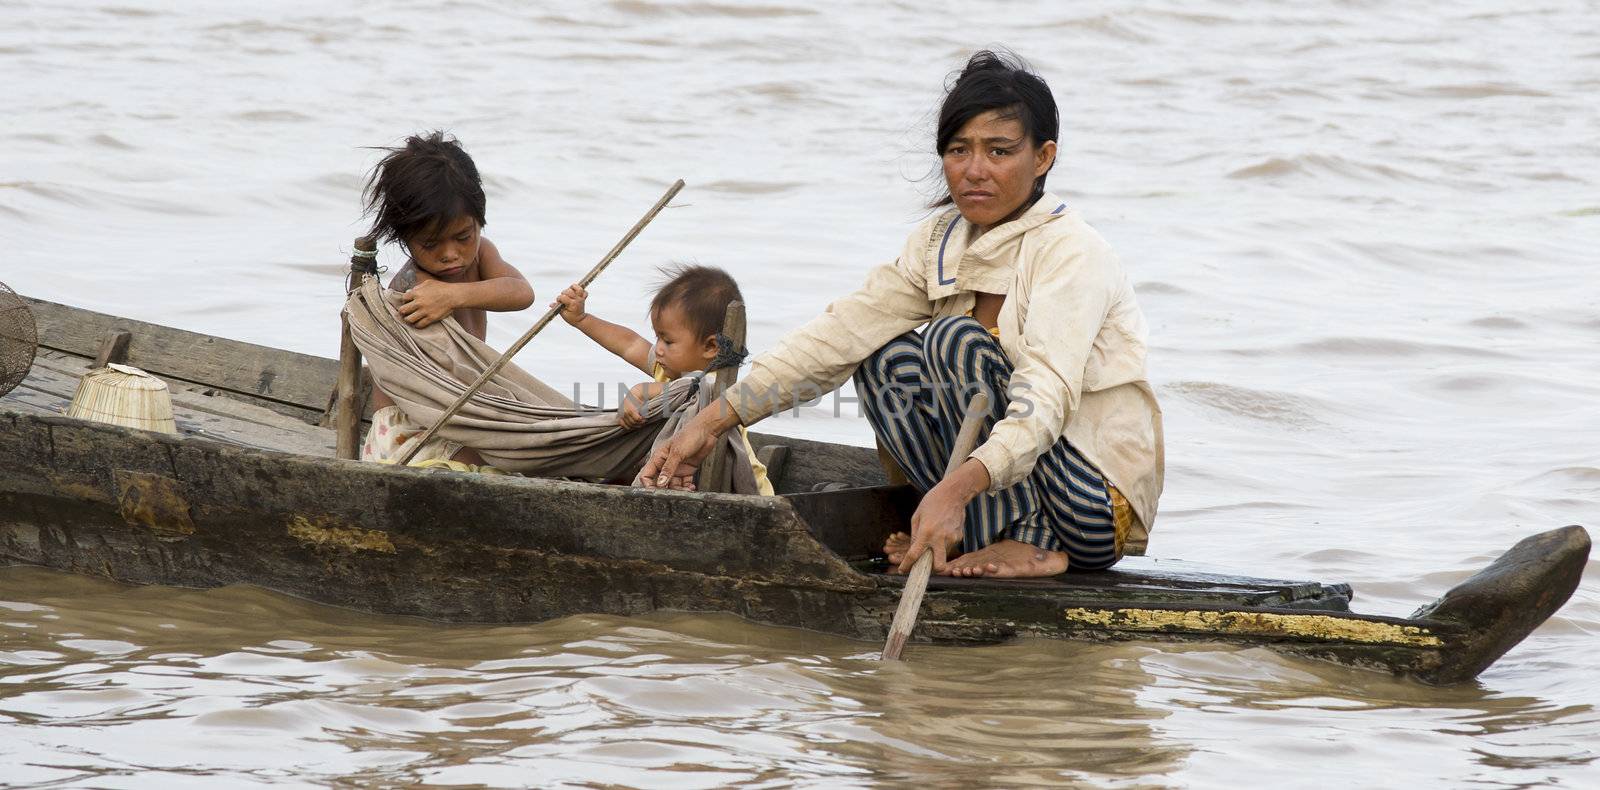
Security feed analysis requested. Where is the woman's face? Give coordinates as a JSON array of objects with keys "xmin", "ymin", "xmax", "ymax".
[{"xmin": 941, "ymin": 109, "xmax": 1057, "ymax": 232}]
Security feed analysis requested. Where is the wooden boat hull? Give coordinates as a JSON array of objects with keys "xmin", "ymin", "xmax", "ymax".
[
  {"xmin": 1, "ymin": 295, "xmax": 1590, "ymax": 682},
  {"xmin": 0, "ymin": 410, "xmax": 1587, "ymax": 684}
]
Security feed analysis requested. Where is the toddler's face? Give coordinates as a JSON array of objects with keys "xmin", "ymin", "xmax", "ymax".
[
  {"xmin": 650, "ymin": 304, "xmax": 717, "ymax": 377},
  {"xmin": 406, "ymin": 215, "xmax": 481, "ymax": 280}
]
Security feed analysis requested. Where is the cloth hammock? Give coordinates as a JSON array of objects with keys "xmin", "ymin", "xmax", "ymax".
[{"xmin": 343, "ymin": 275, "xmax": 759, "ymax": 493}]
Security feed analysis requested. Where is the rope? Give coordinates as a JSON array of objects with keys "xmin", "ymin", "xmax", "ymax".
[
  {"xmin": 708, "ymin": 333, "xmax": 747, "ymax": 371},
  {"xmin": 350, "ymin": 245, "xmax": 379, "ymax": 277}
]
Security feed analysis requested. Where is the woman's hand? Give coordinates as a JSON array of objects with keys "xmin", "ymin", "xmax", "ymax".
[
  {"xmin": 552, "ymin": 283, "xmax": 588, "ymax": 326},
  {"xmin": 639, "ymin": 401, "xmax": 741, "ymax": 490},
  {"xmin": 639, "ymin": 419, "xmax": 713, "ymax": 490},
  {"xmin": 899, "ymin": 459, "xmax": 990, "ymax": 573},
  {"xmin": 899, "ymin": 478, "xmax": 968, "ymax": 574},
  {"xmin": 619, "ymin": 381, "xmax": 656, "ymax": 430},
  {"xmin": 399, "ymin": 280, "xmax": 459, "ymax": 328}
]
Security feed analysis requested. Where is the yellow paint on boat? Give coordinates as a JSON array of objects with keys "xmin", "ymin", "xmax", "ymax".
[
  {"xmin": 1062, "ymin": 607, "xmax": 1444, "ymax": 647},
  {"xmin": 286, "ymin": 516, "xmax": 396, "ymax": 554},
  {"xmin": 114, "ymin": 470, "xmax": 195, "ymax": 536}
]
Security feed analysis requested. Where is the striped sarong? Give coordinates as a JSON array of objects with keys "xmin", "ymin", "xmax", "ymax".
[{"xmin": 853, "ymin": 316, "xmax": 1121, "ymax": 570}]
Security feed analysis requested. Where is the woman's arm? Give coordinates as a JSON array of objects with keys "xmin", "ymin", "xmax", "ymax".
[
  {"xmin": 967, "ymin": 239, "xmax": 1117, "ymax": 492},
  {"xmin": 643, "ymin": 250, "xmax": 934, "ymax": 488},
  {"xmin": 724, "ymin": 253, "xmax": 935, "ymax": 427}
]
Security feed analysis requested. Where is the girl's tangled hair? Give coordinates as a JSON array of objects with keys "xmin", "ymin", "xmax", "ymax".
[{"xmin": 362, "ymin": 131, "xmax": 487, "ymax": 246}]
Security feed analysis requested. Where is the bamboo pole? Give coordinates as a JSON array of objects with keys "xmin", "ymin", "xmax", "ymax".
[
  {"xmin": 395, "ymin": 179, "xmax": 686, "ymax": 467},
  {"xmin": 881, "ymin": 390, "xmax": 990, "ymax": 661},
  {"xmin": 335, "ymin": 235, "xmax": 378, "ymax": 459}
]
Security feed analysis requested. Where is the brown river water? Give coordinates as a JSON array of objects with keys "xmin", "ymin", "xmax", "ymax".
[{"xmin": 2, "ymin": 1, "xmax": 1598, "ymax": 786}]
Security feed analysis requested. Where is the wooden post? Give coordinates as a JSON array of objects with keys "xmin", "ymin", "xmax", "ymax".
[
  {"xmin": 335, "ymin": 236, "xmax": 377, "ymax": 460},
  {"xmin": 92, "ymin": 330, "xmax": 131, "ymax": 369},
  {"xmin": 697, "ymin": 300, "xmax": 745, "ymax": 494}
]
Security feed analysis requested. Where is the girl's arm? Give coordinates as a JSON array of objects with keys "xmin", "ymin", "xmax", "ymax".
[
  {"xmin": 448, "ymin": 238, "xmax": 535, "ymax": 312},
  {"xmin": 552, "ymin": 283, "xmax": 653, "ymax": 374},
  {"xmin": 395, "ymin": 239, "xmax": 534, "ymax": 328}
]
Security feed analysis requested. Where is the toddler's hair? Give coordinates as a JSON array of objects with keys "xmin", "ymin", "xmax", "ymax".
[
  {"xmin": 362, "ymin": 131, "xmax": 487, "ymax": 246},
  {"xmin": 650, "ymin": 265, "xmax": 743, "ymax": 340}
]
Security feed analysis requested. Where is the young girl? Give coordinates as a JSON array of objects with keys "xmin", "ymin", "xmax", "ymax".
[
  {"xmin": 553, "ymin": 265, "xmax": 773, "ymax": 495},
  {"xmin": 358, "ymin": 131, "xmax": 535, "ymax": 468}
]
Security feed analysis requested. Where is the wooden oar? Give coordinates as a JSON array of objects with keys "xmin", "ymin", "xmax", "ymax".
[
  {"xmin": 394, "ymin": 179, "xmax": 686, "ymax": 467},
  {"xmin": 881, "ymin": 389, "xmax": 991, "ymax": 661}
]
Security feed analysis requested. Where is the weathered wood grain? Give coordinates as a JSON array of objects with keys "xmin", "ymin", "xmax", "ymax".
[
  {"xmin": 699, "ymin": 301, "xmax": 745, "ymax": 493},
  {"xmin": 22, "ymin": 349, "xmax": 335, "ymax": 456},
  {"xmin": 26, "ymin": 296, "xmax": 340, "ymax": 420},
  {"xmin": 335, "ymin": 237, "xmax": 377, "ymax": 460},
  {"xmin": 92, "ymin": 330, "xmax": 131, "ymax": 368}
]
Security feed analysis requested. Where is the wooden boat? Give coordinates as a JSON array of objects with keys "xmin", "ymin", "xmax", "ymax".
[{"xmin": 0, "ymin": 294, "xmax": 1588, "ymax": 684}]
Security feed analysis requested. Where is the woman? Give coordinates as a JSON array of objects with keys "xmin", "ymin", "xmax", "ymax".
[{"xmin": 642, "ymin": 50, "xmax": 1164, "ymax": 578}]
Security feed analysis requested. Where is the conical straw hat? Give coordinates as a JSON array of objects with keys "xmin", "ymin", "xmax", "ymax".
[{"xmin": 67, "ymin": 363, "xmax": 177, "ymax": 434}]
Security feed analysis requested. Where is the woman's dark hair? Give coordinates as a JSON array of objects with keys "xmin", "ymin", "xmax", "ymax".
[
  {"xmin": 650, "ymin": 264, "xmax": 743, "ymax": 340},
  {"xmin": 933, "ymin": 50, "xmax": 1059, "ymax": 207},
  {"xmin": 362, "ymin": 131, "xmax": 487, "ymax": 246}
]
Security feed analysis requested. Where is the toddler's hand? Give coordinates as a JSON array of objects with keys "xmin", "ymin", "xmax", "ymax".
[
  {"xmin": 551, "ymin": 283, "xmax": 588, "ymax": 326},
  {"xmin": 619, "ymin": 381, "xmax": 654, "ymax": 430},
  {"xmin": 399, "ymin": 280, "xmax": 458, "ymax": 328}
]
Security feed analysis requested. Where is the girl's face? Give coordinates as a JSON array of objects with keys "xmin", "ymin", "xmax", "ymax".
[
  {"xmin": 941, "ymin": 109, "xmax": 1057, "ymax": 232},
  {"xmin": 651, "ymin": 304, "xmax": 718, "ymax": 377},
  {"xmin": 406, "ymin": 215, "xmax": 481, "ymax": 280}
]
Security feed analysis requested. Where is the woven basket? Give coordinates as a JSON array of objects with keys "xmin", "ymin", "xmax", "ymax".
[{"xmin": 67, "ymin": 363, "xmax": 177, "ymax": 434}]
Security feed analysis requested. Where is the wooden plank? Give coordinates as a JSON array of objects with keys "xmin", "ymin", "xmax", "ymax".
[
  {"xmin": 24, "ymin": 296, "xmax": 342, "ymax": 418},
  {"xmin": 4, "ymin": 373, "xmax": 73, "ymax": 417},
  {"xmin": 16, "ymin": 349, "xmax": 335, "ymax": 456},
  {"xmin": 787, "ymin": 482, "xmax": 1358, "ymax": 609}
]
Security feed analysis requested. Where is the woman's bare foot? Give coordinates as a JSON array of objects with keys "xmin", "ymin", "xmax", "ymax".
[
  {"xmin": 883, "ymin": 532, "xmax": 911, "ymax": 568},
  {"xmin": 882, "ymin": 532, "xmax": 969, "ymax": 574},
  {"xmin": 944, "ymin": 539, "xmax": 1068, "ymax": 578}
]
